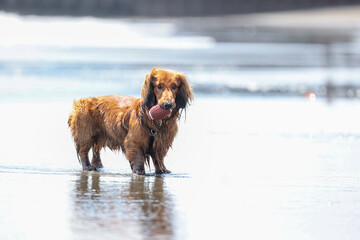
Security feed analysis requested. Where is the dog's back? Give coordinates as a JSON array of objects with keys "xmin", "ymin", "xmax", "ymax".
[{"xmin": 68, "ymin": 95, "xmax": 137, "ymax": 155}]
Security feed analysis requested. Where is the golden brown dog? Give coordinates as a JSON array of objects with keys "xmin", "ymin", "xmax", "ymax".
[{"xmin": 68, "ymin": 68, "xmax": 193, "ymax": 174}]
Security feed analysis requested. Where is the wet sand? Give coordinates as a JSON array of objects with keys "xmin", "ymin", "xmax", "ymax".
[{"xmin": 1, "ymin": 97, "xmax": 360, "ymax": 239}]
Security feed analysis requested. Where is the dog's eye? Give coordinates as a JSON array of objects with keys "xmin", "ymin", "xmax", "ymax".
[
  {"xmin": 157, "ymin": 84, "xmax": 163, "ymax": 90},
  {"xmin": 172, "ymin": 85, "xmax": 177, "ymax": 90}
]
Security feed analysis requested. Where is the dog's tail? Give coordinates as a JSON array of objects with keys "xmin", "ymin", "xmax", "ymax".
[
  {"xmin": 68, "ymin": 98, "xmax": 87, "ymax": 165},
  {"xmin": 68, "ymin": 99, "xmax": 83, "ymax": 128},
  {"xmin": 67, "ymin": 99, "xmax": 76, "ymax": 130}
]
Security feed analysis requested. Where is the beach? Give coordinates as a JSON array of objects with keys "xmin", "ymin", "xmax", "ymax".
[{"xmin": 1, "ymin": 97, "xmax": 360, "ymax": 239}]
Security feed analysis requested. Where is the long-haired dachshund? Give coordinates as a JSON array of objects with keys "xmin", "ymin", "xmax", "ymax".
[{"xmin": 68, "ymin": 67, "xmax": 193, "ymax": 175}]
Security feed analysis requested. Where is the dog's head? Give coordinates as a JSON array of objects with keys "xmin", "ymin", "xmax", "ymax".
[{"xmin": 141, "ymin": 67, "xmax": 193, "ymax": 111}]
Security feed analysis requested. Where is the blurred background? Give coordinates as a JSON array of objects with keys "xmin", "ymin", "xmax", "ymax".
[
  {"xmin": 2, "ymin": 1, "xmax": 360, "ymax": 240},
  {"xmin": 0, "ymin": 0, "xmax": 359, "ymax": 101}
]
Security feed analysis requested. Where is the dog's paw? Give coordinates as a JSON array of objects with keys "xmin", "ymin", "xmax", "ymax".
[
  {"xmin": 132, "ymin": 169, "xmax": 146, "ymax": 175},
  {"xmin": 91, "ymin": 162, "xmax": 104, "ymax": 169},
  {"xmin": 82, "ymin": 165, "xmax": 97, "ymax": 171},
  {"xmin": 156, "ymin": 168, "xmax": 171, "ymax": 174}
]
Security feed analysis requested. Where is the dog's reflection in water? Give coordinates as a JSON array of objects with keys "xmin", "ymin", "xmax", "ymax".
[{"xmin": 71, "ymin": 172, "xmax": 174, "ymax": 239}]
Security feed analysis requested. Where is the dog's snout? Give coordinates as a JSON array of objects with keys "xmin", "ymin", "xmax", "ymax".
[{"xmin": 164, "ymin": 102, "xmax": 174, "ymax": 109}]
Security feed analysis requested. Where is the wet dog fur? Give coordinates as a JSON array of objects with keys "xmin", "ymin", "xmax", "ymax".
[{"xmin": 68, "ymin": 68, "xmax": 193, "ymax": 175}]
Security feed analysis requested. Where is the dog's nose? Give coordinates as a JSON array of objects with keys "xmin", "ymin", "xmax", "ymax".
[{"xmin": 164, "ymin": 102, "xmax": 174, "ymax": 109}]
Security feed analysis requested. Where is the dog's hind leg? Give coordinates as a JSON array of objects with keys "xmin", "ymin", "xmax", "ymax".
[
  {"xmin": 78, "ymin": 146, "xmax": 96, "ymax": 171},
  {"xmin": 91, "ymin": 144, "xmax": 103, "ymax": 169}
]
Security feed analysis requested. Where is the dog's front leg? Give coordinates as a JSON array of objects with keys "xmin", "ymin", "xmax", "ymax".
[
  {"xmin": 152, "ymin": 153, "xmax": 171, "ymax": 174},
  {"xmin": 128, "ymin": 150, "xmax": 146, "ymax": 175},
  {"xmin": 124, "ymin": 133, "xmax": 146, "ymax": 175}
]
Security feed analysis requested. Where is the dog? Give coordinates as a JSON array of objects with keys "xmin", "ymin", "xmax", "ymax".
[{"xmin": 68, "ymin": 67, "xmax": 193, "ymax": 175}]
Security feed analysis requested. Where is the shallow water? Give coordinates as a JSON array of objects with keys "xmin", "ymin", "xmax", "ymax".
[{"xmin": 1, "ymin": 97, "xmax": 360, "ymax": 239}]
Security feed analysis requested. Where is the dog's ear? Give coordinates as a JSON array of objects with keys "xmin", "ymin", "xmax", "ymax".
[
  {"xmin": 141, "ymin": 67, "xmax": 157, "ymax": 110},
  {"xmin": 175, "ymin": 73, "xmax": 194, "ymax": 109}
]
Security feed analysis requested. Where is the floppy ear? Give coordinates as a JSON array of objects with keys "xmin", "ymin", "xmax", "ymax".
[
  {"xmin": 141, "ymin": 68, "xmax": 157, "ymax": 110},
  {"xmin": 175, "ymin": 74, "xmax": 194, "ymax": 109}
]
